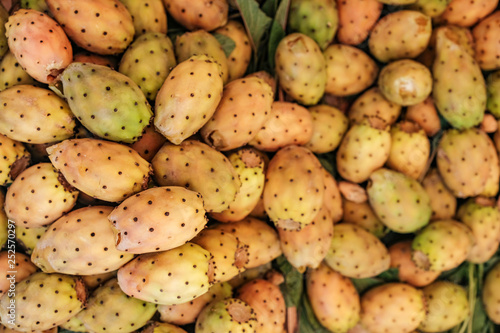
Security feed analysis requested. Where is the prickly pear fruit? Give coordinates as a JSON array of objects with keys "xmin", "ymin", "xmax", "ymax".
[
  {"xmin": 419, "ymin": 281, "xmax": 469, "ymax": 332},
  {"xmin": 336, "ymin": 0, "xmax": 383, "ymax": 45},
  {"xmin": 117, "ymin": 242, "xmax": 212, "ymax": 305},
  {"xmin": 288, "ymin": 0, "xmax": 338, "ymax": 50},
  {"xmin": 436, "ymin": 128, "xmax": 493, "ymax": 197},
  {"xmin": 129, "ymin": 124, "xmax": 167, "ymax": 162},
  {"xmin": 154, "ymin": 55, "xmax": 223, "ymax": 145},
  {"xmin": 0, "ymin": 191, "xmax": 6, "ymax": 248},
  {"xmin": 408, "ymin": 0, "xmax": 452, "ymax": 16},
  {"xmin": 479, "ymin": 137, "xmax": 500, "ymax": 197},
  {"xmin": 324, "ymin": 44, "xmax": 378, "ymax": 97},
  {"xmin": 5, "ymin": 8, "xmax": 72, "ymax": 83},
  {"xmin": 483, "ymin": 261, "xmax": 500, "ymax": 324},
  {"xmin": 119, "ymin": 0, "xmax": 167, "ymax": 36},
  {"xmin": 0, "ymin": 135, "xmax": 30, "ymax": 187},
  {"xmin": 163, "ymin": 0, "xmax": 228, "ymax": 31},
  {"xmin": 404, "ymin": 97, "xmax": 441, "ymax": 136},
  {"xmin": 457, "ymin": 198, "xmax": 500, "ymax": 263},
  {"xmin": 236, "ymin": 279, "xmax": 286, "ymax": 333},
  {"xmin": 5, "ymin": 163, "xmax": 78, "ymax": 228},
  {"xmin": 249, "ymin": 101, "xmax": 313, "ymax": 152},
  {"xmin": 422, "ymin": 168, "xmax": 456, "ymax": 221},
  {"xmin": 0, "ymin": 51, "xmax": 37, "ymax": 92},
  {"xmin": 432, "ymin": 27, "xmax": 486, "ymax": 129},
  {"xmin": 342, "ymin": 199, "xmax": 387, "ymax": 237},
  {"xmin": 0, "ymin": 85, "xmax": 76, "ymax": 144},
  {"xmin": 215, "ymin": 20, "xmax": 252, "ymax": 81},
  {"xmin": 360, "ymin": 283, "xmax": 426, "ymax": 333},
  {"xmin": 152, "ymin": 140, "xmax": 240, "ymax": 212},
  {"xmin": 143, "ymin": 322, "xmax": 188, "ymax": 333},
  {"xmin": 47, "ymin": 138, "xmax": 152, "ymax": 202},
  {"xmin": 228, "ymin": 263, "xmax": 273, "ymax": 289},
  {"xmin": 389, "ymin": 240, "xmax": 440, "ymax": 287},
  {"xmin": 72, "ymin": 51, "xmax": 118, "ymax": 69},
  {"xmin": 487, "ymin": 71, "xmax": 500, "ymax": 118},
  {"xmin": 59, "ymin": 315, "xmax": 86, "ymax": 332},
  {"xmin": 31, "ymin": 206, "xmax": 134, "ymax": 275},
  {"xmin": 19, "ymin": 0, "xmax": 50, "ymax": 14},
  {"xmin": 367, "ymin": 168, "xmax": 431, "ymax": 233},
  {"xmin": 0, "ymin": 251, "xmax": 37, "ymax": 297},
  {"xmin": 348, "ymin": 87, "xmax": 402, "ymax": 127},
  {"xmin": 304, "ymin": 104, "xmax": 349, "ymax": 154},
  {"xmin": 412, "ymin": 220, "xmax": 474, "ymax": 272},
  {"xmin": 275, "ymin": 33, "xmax": 326, "ymax": 105},
  {"xmin": 306, "ymin": 263, "xmax": 360, "ymax": 333},
  {"xmin": 195, "ymin": 298, "xmax": 258, "ymax": 333},
  {"xmin": 47, "ymin": 0, "xmax": 135, "ymax": 55},
  {"xmin": 0, "ymin": 4, "xmax": 7, "ymax": 59},
  {"xmin": 77, "ymin": 278, "xmax": 157, "ymax": 333},
  {"xmin": 15, "ymin": 224, "xmax": 47, "ymax": 255},
  {"xmin": 473, "ymin": 11, "xmax": 500, "ymax": 71},
  {"xmin": 200, "ymin": 77, "xmax": 273, "ymax": 151},
  {"xmin": 119, "ymin": 32, "xmax": 176, "ymax": 101},
  {"xmin": 436, "ymin": 0, "xmax": 498, "ymax": 27},
  {"xmin": 81, "ymin": 271, "xmax": 117, "ymax": 290},
  {"xmin": 158, "ymin": 282, "xmax": 233, "ymax": 325},
  {"xmin": 0, "ymin": 272, "xmax": 87, "ymax": 332},
  {"xmin": 325, "ymin": 223, "xmax": 390, "ymax": 278}
]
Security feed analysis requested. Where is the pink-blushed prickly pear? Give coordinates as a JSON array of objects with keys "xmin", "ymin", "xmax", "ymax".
[
  {"xmin": 481, "ymin": 113, "xmax": 498, "ymax": 133},
  {"xmin": 483, "ymin": 261, "xmax": 500, "ymax": 324},
  {"xmin": 348, "ymin": 87, "xmax": 402, "ymax": 127},
  {"xmin": 129, "ymin": 124, "xmax": 167, "ymax": 162},
  {"xmin": 360, "ymin": 283, "xmax": 426, "ymax": 333},
  {"xmin": 119, "ymin": 32, "xmax": 176, "ymax": 101},
  {"xmin": 0, "ymin": 272, "xmax": 87, "ymax": 331},
  {"xmin": 158, "ymin": 282, "xmax": 233, "ymax": 325},
  {"xmin": 152, "ymin": 140, "xmax": 240, "ymax": 213},
  {"xmin": 412, "ymin": 220, "xmax": 474, "ymax": 271},
  {"xmin": 0, "ymin": 85, "xmax": 75, "ymax": 144},
  {"xmin": 404, "ymin": 97, "xmax": 441, "ymax": 136},
  {"xmin": 109, "ymin": 186, "xmax": 207, "ymax": 254},
  {"xmin": 143, "ymin": 322, "xmax": 188, "ymax": 333},
  {"xmin": 436, "ymin": 0, "xmax": 498, "ymax": 27},
  {"xmin": 304, "ymin": 104, "xmax": 349, "ymax": 154},
  {"xmin": 47, "ymin": 138, "xmax": 152, "ymax": 202},
  {"xmin": 339, "ymin": 178, "xmax": 368, "ymax": 206},
  {"xmin": 336, "ymin": 0, "xmax": 382, "ymax": 45},
  {"xmin": 487, "ymin": 71, "xmax": 500, "ymax": 118},
  {"xmin": 154, "ymin": 55, "xmax": 223, "ymax": 145},
  {"xmin": 322, "ymin": 169, "xmax": 343, "ymax": 223},
  {"xmin": 215, "ymin": 20, "xmax": 252, "ymax": 82},
  {"xmin": 249, "ymin": 101, "xmax": 313, "ymax": 152},
  {"xmin": 275, "ymin": 33, "xmax": 326, "ymax": 105},
  {"xmin": 324, "ymin": 44, "xmax": 378, "ymax": 96},
  {"xmin": 307, "ymin": 263, "xmax": 360, "ymax": 333},
  {"xmin": 408, "ymin": 0, "xmax": 452, "ymax": 17},
  {"xmin": 419, "ymin": 281, "xmax": 469, "ymax": 332},
  {"xmin": 117, "ymin": 242, "xmax": 212, "ymax": 305},
  {"xmin": 0, "ymin": 51, "xmax": 37, "ymax": 92},
  {"xmin": 0, "ymin": 251, "xmax": 37, "ymax": 297},
  {"xmin": 0, "ymin": 134, "xmax": 30, "ymax": 187},
  {"xmin": 31, "ymin": 206, "xmax": 134, "ymax": 275},
  {"xmin": 325, "ymin": 223, "xmax": 390, "ymax": 278},
  {"xmin": 422, "ymin": 168, "xmax": 457, "ymax": 221},
  {"xmin": 195, "ymin": 298, "xmax": 258, "ymax": 333},
  {"xmin": 46, "ymin": 0, "xmax": 134, "ymax": 55},
  {"xmin": 473, "ymin": 11, "xmax": 500, "ymax": 71},
  {"xmin": 5, "ymin": 8, "xmax": 72, "ymax": 83},
  {"xmin": 119, "ymin": 0, "xmax": 167, "ymax": 36},
  {"xmin": 389, "ymin": 240, "xmax": 440, "ymax": 287},
  {"xmin": 72, "ymin": 51, "xmax": 118, "ymax": 69},
  {"xmin": 200, "ymin": 77, "xmax": 273, "ymax": 151},
  {"xmin": 5, "ymin": 163, "xmax": 78, "ymax": 228},
  {"xmin": 236, "ymin": 278, "xmax": 286, "ymax": 333},
  {"xmin": 77, "ymin": 278, "xmax": 157, "ymax": 333},
  {"xmin": 163, "ymin": 0, "xmax": 228, "ymax": 31},
  {"xmin": 342, "ymin": 199, "xmax": 387, "ymax": 237},
  {"xmin": 15, "ymin": 224, "xmax": 47, "ymax": 255}
]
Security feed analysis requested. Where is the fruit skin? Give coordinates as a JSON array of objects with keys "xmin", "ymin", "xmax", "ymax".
[
  {"xmin": 163, "ymin": 0, "xmax": 228, "ymax": 31},
  {"xmin": 31, "ymin": 205, "xmax": 134, "ymax": 275},
  {"xmin": 46, "ymin": 0, "xmax": 135, "ymax": 55},
  {"xmin": 47, "ymin": 138, "xmax": 152, "ymax": 202},
  {"xmin": 473, "ymin": 11, "xmax": 500, "ymax": 71},
  {"xmin": 0, "ymin": 272, "xmax": 87, "ymax": 332},
  {"xmin": 0, "ymin": 4, "xmax": 8, "ymax": 59},
  {"xmin": 342, "ymin": 199, "xmax": 387, "ymax": 238},
  {"xmin": 304, "ymin": 104, "xmax": 349, "ymax": 154},
  {"xmin": 275, "ymin": 33, "xmax": 326, "ymax": 105},
  {"xmin": 435, "ymin": 0, "xmax": 498, "ymax": 27},
  {"xmin": 0, "ymin": 251, "xmax": 37, "ymax": 297},
  {"xmin": 142, "ymin": 322, "xmax": 188, "ymax": 333},
  {"xmin": 348, "ymin": 87, "xmax": 402, "ymax": 127},
  {"xmin": 195, "ymin": 298, "xmax": 258, "ymax": 333},
  {"xmin": 487, "ymin": 71, "xmax": 500, "ymax": 118},
  {"xmin": 0, "ymin": 134, "xmax": 30, "ymax": 187},
  {"xmin": 215, "ymin": 20, "xmax": 252, "ymax": 82},
  {"xmin": 5, "ymin": 8, "xmax": 72, "ymax": 83},
  {"xmin": 15, "ymin": 224, "xmax": 47, "ymax": 255},
  {"xmin": 119, "ymin": 0, "xmax": 168, "ymax": 36},
  {"xmin": 117, "ymin": 242, "xmax": 212, "ymax": 305},
  {"xmin": 306, "ymin": 262, "xmax": 360, "ymax": 333},
  {"xmin": 336, "ymin": 0, "xmax": 383, "ymax": 45},
  {"xmin": 408, "ymin": 0, "xmax": 452, "ymax": 17},
  {"xmin": 154, "ymin": 55, "xmax": 223, "ymax": 145},
  {"xmin": 404, "ymin": 97, "xmax": 441, "ymax": 136},
  {"xmin": 421, "ymin": 168, "xmax": 456, "ymax": 221},
  {"xmin": 0, "ymin": 51, "xmax": 37, "ymax": 92},
  {"xmin": 483, "ymin": 261, "xmax": 500, "ymax": 324}
]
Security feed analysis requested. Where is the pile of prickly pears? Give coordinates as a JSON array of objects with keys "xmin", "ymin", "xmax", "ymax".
[{"xmin": 1, "ymin": 0, "xmax": 500, "ymax": 332}]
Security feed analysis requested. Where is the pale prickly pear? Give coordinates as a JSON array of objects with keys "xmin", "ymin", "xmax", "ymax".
[
  {"xmin": 473, "ymin": 11, "xmax": 500, "ymax": 71},
  {"xmin": 412, "ymin": 220, "xmax": 474, "ymax": 271},
  {"xmin": 119, "ymin": 0, "xmax": 167, "ymax": 36},
  {"xmin": 163, "ymin": 0, "xmax": 228, "ymax": 31},
  {"xmin": 436, "ymin": 0, "xmax": 498, "ymax": 27},
  {"xmin": 304, "ymin": 104, "xmax": 349, "ymax": 154},
  {"xmin": 5, "ymin": 163, "xmax": 79, "ymax": 228},
  {"xmin": 367, "ymin": 168, "xmax": 431, "ymax": 233},
  {"xmin": 249, "ymin": 101, "xmax": 313, "ymax": 152},
  {"xmin": 215, "ymin": 20, "xmax": 252, "ymax": 81},
  {"xmin": 348, "ymin": 87, "xmax": 402, "ymax": 127},
  {"xmin": 31, "ymin": 206, "xmax": 134, "ymax": 275},
  {"xmin": 0, "ymin": 134, "xmax": 30, "ymax": 187},
  {"xmin": 77, "ymin": 278, "xmax": 157, "ymax": 333},
  {"xmin": 306, "ymin": 263, "xmax": 360, "ymax": 333},
  {"xmin": 288, "ymin": 0, "xmax": 338, "ymax": 50},
  {"xmin": 487, "ymin": 71, "xmax": 500, "ymax": 118},
  {"xmin": 336, "ymin": 0, "xmax": 383, "ymax": 45},
  {"xmin": 119, "ymin": 32, "xmax": 176, "ymax": 101},
  {"xmin": 432, "ymin": 27, "xmax": 486, "ymax": 129},
  {"xmin": 152, "ymin": 140, "xmax": 240, "ymax": 213},
  {"xmin": 200, "ymin": 77, "xmax": 273, "ymax": 151},
  {"xmin": 324, "ymin": 44, "xmax": 378, "ymax": 97},
  {"xmin": 195, "ymin": 298, "xmax": 258, "ymax": 333},
  {"xmin": 0, "ymin": 272, "xmax": 87, "ymax": 332},
  {"xmin": 236, "ymin": 279, "xmax": 286, "ymax": 333},
  {"xmin": 0, "ymin": 51, "xmax": 37, "ymax": 92},
  {"xmin": 342, "ymin": 199, "xmax": 387, "ymax": 237},
  {"xmin": 117, "ymin": 242, "xmax": 212, "ymax": 305},
  {"xmin": 46, "ymin": 0, "xmax": 135, "ymax": 55},
  {"xmin": 404, "ymin": 97, "xmax": 441, "ymax": 136},
  {"xmin": 275, "ymin": 33, "xmax": 326, "ymax": 105},
  {"xmin": 154, "ymin": 55, "xmax": 223, "ymax": 145},
  {"xmin": 408, "ymin": 0, "xmax": 452, "ymax": 17},
  {"xmin": 483, "ymin": 261, "xmax": 500, "ymax": 324},
  {"xmin": 47, "ymin": 138, "xmax": 152, "ymax": 202},
  {"xmin": 325, "ymin": 223, "xmax": 390, "ymax": 278},
  {"xmin": 109, "ymin": 186, "xmax": 207, "ymax": 254},
  {"xmin": 0, "ymin": 251, "xmax": 37, "ymax": 297},
  {"xmin": 5, "ymin": 8, "xmax": 72, "ymax": 83},
  {"xmin": 0, "ymin": 85, "xmax": 75, "ymax": 144},
  {"xmin": 360, "ymin": 283, "xmax": 426, "ymax": 333},
  {"xmin": 422, "ymin": 168, "xmax": 457, "ymax": 221},
  {"xmin": 15, "ymin": 224, "xmax": 47, "ymax": 255}
]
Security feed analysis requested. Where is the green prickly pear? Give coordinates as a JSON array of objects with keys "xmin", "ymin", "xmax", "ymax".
[
  {"xmin": 119, "ymin": 0, "xmax": 167, "ymax": 36},
  {"xmin": 0, "ymin": 134, "xmax": 30, "ymax": 187},
  {"xmin": 486, "ymin": 70, "xmax": 500, "ymax": 118},
  {"xmin": 408, "ymin": 0, "xmax": 452, "ymax": 17},
  {"xmin": 0, "ymin": 51, "xmax": 37, "ymax": 92},
  {"xmin": 215, "ymin": 20, "xmax": 252, "ymax": 81},
  {"xmin": 163, "ymin": 0, "xmax": 228, "ymax": 31},
  {"xmin": 59, "ymin": 315, "xmax": 87, "ymax": 332},
  {"xmin": 483, "ymin": 261, "xmax": 500, "ymax": 324},
  {"xmin": 19, "ymin": 0, "xmax": 50, "ymax": 14},
  {"xmin": 195, "ymin": 298, "xmax": 258, "ymax": 333}
]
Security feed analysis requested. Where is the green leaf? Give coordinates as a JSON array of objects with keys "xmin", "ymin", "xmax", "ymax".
[
  {"xmin": 276, "ymin": 255, "xmax": 303, "ymax": 308},
  {"xmin": 234, "ymin": 0, "xmax": 273, "ymax": 57},
  {"xmin": 212, "ymin": 33, "xmax": 237, "ymax": 58},
  {"xmin": 351, "ymin": 268, "xmax": 399, "ymax": 294},
  {"xmin": 298, "ymin": 293, "xmax": 331, "ymax": 333},
  {"xmin": 275, "ymin": 0, "xmax": 290, "ymax": 30},
  {"xmin": 261, "ymin": 0, "xmax": 279, "ymax": 17},
  {"xmin": 317, "ymin": 153, "xmax": 337, "ymax": 178},
  {"xmin": 268, "ymin": 20, "xmax": 286, "ymax": 71}
]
